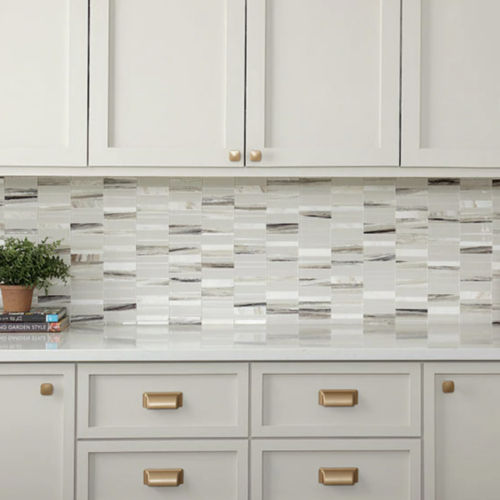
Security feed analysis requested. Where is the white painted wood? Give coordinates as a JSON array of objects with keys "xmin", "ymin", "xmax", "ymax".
[
  {"xmin": 402, "ymin": 0, "xmax": 500, "ymax": 167},
  {"xmin": 0, "ymin": 0, "xmax": 87, "ymax": 167},
  {"xmin": 77, "ymin": 439, "xmax": 248, "ymax": 500},
  {"xmin": 251, "ymin": 439, "xmax": 421, "ymax": 500},
  {"xmin": 89, "ymin": 0, "xmax": 245, "ymax": 167},
  {"xmin": 246, "ymin": 0, "xmax": 401, "ymax": 167},
  {"xmin": 424, "ymin": 362, "xmax": 500, "ymax": 500},
  {"xmin": 0, "ymin": 364, "xmax": 75, "ymax": 500},
  {"xmin": 251, "ymin": 362, "xmax": 421, "ymax": 437},
  {"xmin": 77, "ymin": 362, "xmax": 248, "ymax": 438}
]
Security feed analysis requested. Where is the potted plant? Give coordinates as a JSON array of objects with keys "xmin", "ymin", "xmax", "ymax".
[{"xmin": 0, "ymin": 237, "xmax": 71, "ymax": 313}]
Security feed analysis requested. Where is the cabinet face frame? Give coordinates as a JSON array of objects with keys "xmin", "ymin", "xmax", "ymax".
[
  {"xmin": 77, "ymin": 439, "xmax": 249, "ymax": 500},
  {"xmin": 0, "ymin": 0, "xmax": 88, "ymax": 167},
  {"xmin": 77, "ymin": 362, "xmax": 249, "ymax": 438},
  {"xmin": 88, "ymin": 0, "xmax": 245, "ymax": 167},
  {"xmin": 245, "ymin": 0, "xmax": 401, "ymax": 167},
  {"xmin": 424, "ymin": 362, "xmax": 500, "ymax": 500},
  {"xmin": 251, "ymin": 362, "xmax": 421, "ymax": 437},
  {"xmin": 401, "ymin": 0, "xmax": 500, "ymax": 167},
  {"xmin": 251, "ymin": 439, "xmax": 421, "ymax": 500},
  {"xmin": 0, "ymin": 363, "xmax": 76, "ymax": 500}
]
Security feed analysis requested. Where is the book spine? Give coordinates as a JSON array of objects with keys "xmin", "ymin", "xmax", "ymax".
[
  {"xmin": 0, "ymin": 311, "xmax": 64, "ymax": 323},
  {"xmin": 0, "ymin": 322, "xmax": 65, "ymax": 332}
]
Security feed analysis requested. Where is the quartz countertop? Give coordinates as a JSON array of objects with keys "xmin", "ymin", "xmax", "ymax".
[{"xmin": 1, "ymin": 324, "xmax": 500, "ymax": 362}]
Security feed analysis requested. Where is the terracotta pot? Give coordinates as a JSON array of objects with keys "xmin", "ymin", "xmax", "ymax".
[{"xmin": 0, "ymin": 285, "xmax": 35, "ymax": 313}]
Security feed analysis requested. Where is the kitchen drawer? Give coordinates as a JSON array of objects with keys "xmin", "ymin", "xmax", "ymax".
[
  {"xmin": 77, "ymin": 440, "xmax": 248, "ymax": 500},
  {"xmin": 251, "ymin": 362, "xmax": 421, "ymax": 437},
  {"xmin": 251, "ymin": 439, "xmax": 420, "ymax": 500},
  {"xmin": 77, "ymin": 363, "xmax": 248, "ymax": 438}
]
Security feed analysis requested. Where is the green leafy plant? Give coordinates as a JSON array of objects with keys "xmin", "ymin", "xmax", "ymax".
[{"xmin": 0, "ymin": 237, "xmax": 71, "ymax": 295}]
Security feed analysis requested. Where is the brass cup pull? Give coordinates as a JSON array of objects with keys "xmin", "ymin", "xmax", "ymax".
[
  {"xmin": 319, "ymin": 467, "xmax": 359, "ymax": 486},
  {"xmin": 250, "ymin": 150, "xmax": 262, "ymax": 162},
  {"xmin": 442, "ymin": 381, "xmax": 455, "ymax": 393},
  {"xmin": 40, "ymin": 383, "xmax": 54, "ymax": 396},
  {"xmin": 144, "ymin": 469, "xmax": 184, "ymax": 487},
  {"xmin": 229, "ymin": 150, "xmax": 241, "ymax": 162},
  {"xmin": 143, "ymin": 392, "xmax": 183, "ymax": 410},
  {"xmin": 319, "ymin": 389, "xmax": 358, "ymax": 407}
]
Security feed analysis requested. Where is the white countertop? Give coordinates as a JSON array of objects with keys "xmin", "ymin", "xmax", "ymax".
[{"xmin": 1, "ymin": 324, "xmax": 500, "ymax": 362}]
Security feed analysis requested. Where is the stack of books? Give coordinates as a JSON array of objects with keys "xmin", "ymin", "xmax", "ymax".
[{"xmin": 0, "ymin": 307, "xmax": 69, "ymax": 349}]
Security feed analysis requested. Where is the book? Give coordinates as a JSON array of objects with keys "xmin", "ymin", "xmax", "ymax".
[
  {"xmin": 0, "ymin": 316, "xmax": 69, "ymax": 333},
  {"xmin": 0, "ymin": 307, "xmax": 67, "ymax": 323}
]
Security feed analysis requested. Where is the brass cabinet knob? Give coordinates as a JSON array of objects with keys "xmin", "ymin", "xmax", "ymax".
[
  {"xmin": 319, "ymin": 468, "xmax": 359, "ymax": 486},
  {"xmin": 319, "ymin": 389, "xmax": 358, "ymax": 407},
  {"xmin": 442, "ymin": 381, "xmax": 455, "ymax": 394},
  {"xmin": 40, "ymin": 383, "xmax": 54, "ymax": 396},
  {"xmin": 144, "ymin": 469, "xmax": 184, "ymax": 487},
  {"xmin": 143, "ymin": 392, "xmax": 183, "ymax": 410},
  {"xmin": 250, "ymin": 150, "xmax": 262, "ymax": 162},
  {"xmin": 229, "ymin": 150, "xmax": 241, "ymax": 162}
]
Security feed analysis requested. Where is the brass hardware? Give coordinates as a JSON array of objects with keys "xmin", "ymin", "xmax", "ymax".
[
  {"xmin": 442, "ymin": 381, "xmax": 455, "ymax": 394},
  {"xmin": 40, "ymin": 383, "xmax": 53, "ymax": 396},
  {"xmin": 250, "ymin": 150, "xmax": 262, "ymax": 162},
  {"xmin": 229, "ymin": 150, "xmax": 241, "ymax": 162},
  {"xmin": 319, "ymin": 468, "xmax": 359, "ymax": 486},
  {"xmin": 144, "ymin": 469, "xmax": 184, "ymax": 487},
  {"xmin": 319, "ymin": 389, "xmax": 358, "ymax": 407},
  {"xmin": 143, "ymin": 392, "xmax": 183, "ymax": 410}
]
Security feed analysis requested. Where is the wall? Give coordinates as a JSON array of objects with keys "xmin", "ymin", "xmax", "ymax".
[{"xmin": 0, "ymin": 177, "xmax": 498, "ymax": 345}]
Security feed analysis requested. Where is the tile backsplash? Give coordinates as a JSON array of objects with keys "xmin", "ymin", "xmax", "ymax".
[{"xmin": 0, "ymin": 176, "xmax": 499, "ymax": 344}]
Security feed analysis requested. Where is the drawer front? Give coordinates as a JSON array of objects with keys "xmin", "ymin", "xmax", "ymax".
[
  {"xmin": 252, "ymin": 362, "xmax": 421, "ymax": 437},
  {"xmin": 252, "ymin": 440, "xmax": 420, "ymax": 500},
  {"xmin": 77, "ymin": 440, "xmax": 248, "ymax": 500},
  {"xmin": 78, "ymin": 363, "xmax": 248, "ymax": 438}
]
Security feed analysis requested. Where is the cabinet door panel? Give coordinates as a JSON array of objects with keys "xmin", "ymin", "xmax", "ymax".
[
  {"xmin": 0, "ymin": 0, "xmax": 88, "ymax": 166},
  {"xmin": 0, "ymin": 364, "xmax": 75, "ymax": 500},
  {"xmin": 402, "ymin": 0, "xmax": 500, "ymax": 167},
  {"xmin": 425, "ymin": 363, "xmax": 500, "ymax": 500},
  {"xmin": 90, "ymin": 0, "xmax": 245, "ymax": 167},
  {"xmin": 246, "ymin": 0, "xmax": 400, "ymax": 167}
]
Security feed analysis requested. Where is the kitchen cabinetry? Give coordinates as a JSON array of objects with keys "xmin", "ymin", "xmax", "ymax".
[
  {"xmin": 424, "ymin": 363, "xmax": 500, "ymax": 500},
  {"xmin": 0, "ymin": 364, "xmax": 75, "ymax": 500},
  {"xmin": 0, "ymin": 0, "xmax": 87, "ymax": 167},
  {"xmin": 89, "ymin": 0, "xmax": 245, "ymax": 167},
  {"xmin": 246, "ymin": 0, "xmax": 401, "ymax": 167},
  {"xmin": 402, "ymin": 0, "xmax": 500, "ymax": 167}
]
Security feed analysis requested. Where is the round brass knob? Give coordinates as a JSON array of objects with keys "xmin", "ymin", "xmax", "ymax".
[
  {"xmin": 442, "ymin": 381, "xmax": 455, "ymax": 394},
  {"xmin": 229, "ymin": 150, "xmax": 241, "ymax": 162}
]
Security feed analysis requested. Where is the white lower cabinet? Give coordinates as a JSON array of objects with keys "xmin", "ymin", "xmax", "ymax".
[
  {"xmin": 76, "ymin": 440, "xmax": 248, "ymax": 500},
  {"xmin": 0, "ymin": 364, "xmax": 75, "ymax": 500},
  {"xmin": 251, "ymin": 440, "xmax": 421, "ymax": 500},
  {"xmin": 425, "ymin": 362, "xmax": 500, "ymax": 500}
]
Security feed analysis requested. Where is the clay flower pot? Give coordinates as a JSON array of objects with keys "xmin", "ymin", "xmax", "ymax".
[{"xmin": 0, "ymin": 285, "xmax": 35, "ymax": 313}]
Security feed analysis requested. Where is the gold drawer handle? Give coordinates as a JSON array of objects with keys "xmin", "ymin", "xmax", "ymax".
[
  {"xmin": 143, "ymin": 392, "xmax": 183, "ymax": 410},
  {"xmin": 319, "ymin": 389, "xmax": 358, "ymax": 407},
  {"xmin": 229, "ymin": 150, "xmax": 241, "ymax": 162},
  {"xmin": 442, "ymin": 381, "xmax": 455, "ymax": 393},
  {"xmin": 319, "ymin": 467, "xmax": 359, "ymax": 486},
  {"xmin": 250, "ymin": 150, "xmax": 262, "ymax": 162},
  {"xmin": 144, "ymin": 469, "xmax": 184, "ymax": 487},
  {"xmin": 40, "ymin": 383, "xmax": 54, "ymax": 396}
]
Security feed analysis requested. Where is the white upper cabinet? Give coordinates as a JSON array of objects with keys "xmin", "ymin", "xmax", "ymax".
[
  {"xmin": 402, "ymin": 0, "xmax": 500, "ymax": 167},
  {"xmin": 0, "ymin": 0, "xmax": 88, "ymax": 167},
  {"xmin": 246, "ymin": 0, "xmax": 401, "ymax": 167},
  {"xmin": 89, "ymin": 0, "xmax": 245, "ymax": 167}
]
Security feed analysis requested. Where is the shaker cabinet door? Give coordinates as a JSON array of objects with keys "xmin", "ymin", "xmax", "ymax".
[
  {"xmin": 0, "ymin": 0, "xmax": 88, "ymax": 166},
  {"xmin": 0, "ymin": 364, "xmax": 75, "ymax": 500},
  {"xmin": 246, "ymin": 0, "xmax": 401, "ymax": 167},
  {"xmin": 89, "ymin": 0, "xmax": 245, "ymax": 167},
  {"xmin": 424, "ymin": 363, "xmax": 500, "ymax": 500},
  {"xmin": 402, "ymin": 0, "xmax": 500, "ymax": 167}
]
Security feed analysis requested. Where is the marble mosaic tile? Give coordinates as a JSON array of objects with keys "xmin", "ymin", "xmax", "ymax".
[{"xmin": 0, "ymin": 176, "xmax": 498, "ymax": 345}]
